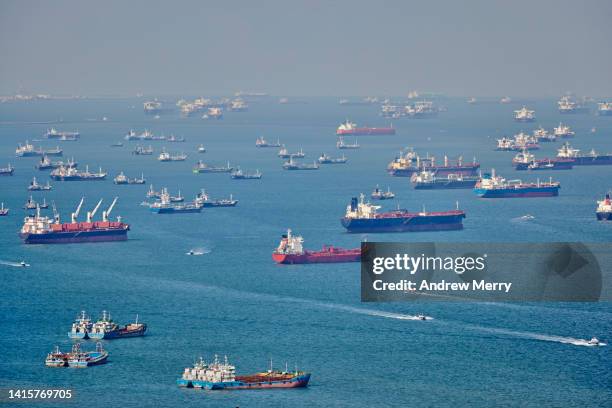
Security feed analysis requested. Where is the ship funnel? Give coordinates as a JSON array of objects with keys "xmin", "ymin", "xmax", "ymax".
[{"xmin": 350, "ymin": 197, "xmax": 358, "ymax": 211}]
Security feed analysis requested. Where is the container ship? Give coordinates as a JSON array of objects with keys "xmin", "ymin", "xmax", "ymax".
[
  {"xmin": 272, "ymin": 229, "xmax": 360, "ymax": 264},
  {"xmin": 341, "ymin": 194, "xmax": 466, "ymax": 233},
  {"xmin": 336, "ymin": 120, "xmax": 395, "ymax": 136},
  {"xmin": 411, "ymin": 171, "xmax": 479, "ymax": 189},
  {"xmin": 88, "ymin": 311, "xmax": 147, "ymax": 339},
  {"xmin": 596, "ymin": 193, "xmax": 612, "ymax": 220},
  {"xmin": 388, "ymin": 150, "xmax": 480, "ymax": 177},
  {"xmin": 512, "ymin": 151, "xmax": 574, "ymax": 170},
  {"xmin": 177, "ymin": 355, "xmax": 311, "ymax": 390},
  {"xmin": 50, "ymin": 165, "xmax": 106, "ymax": 181},
  {"xmin": 557, "ymin": 142, "xmax": 612, "ymax": 165},
  {"xmin": 20, "ymin": 197, "xmax": 129, "ymax": 244},
  {"xmin": 473, "ymin": 170, "xmax": 560, "ymax": 198}
]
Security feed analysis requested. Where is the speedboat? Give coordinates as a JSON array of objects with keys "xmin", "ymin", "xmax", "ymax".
[
  {"xmin": 587, "ymin": 337, "xmax": 601, "ymax": 346},
  {"xmin": 187, "ymin": 250, "xmax": 195, "ymax": 256},
  {"xmin": 416, "ymin": 314, "xmax": 427, "ymax": 321},
  {"xmin": 20, "ymin": 261, "xmax": 30, "ymax": 267}
]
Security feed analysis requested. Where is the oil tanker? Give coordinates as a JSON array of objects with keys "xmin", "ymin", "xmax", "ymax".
[
  {"xmin": 557, "ymin": 142, "xmax": 612, "ymax": 165},
  {"xmin": 20, "ymin": 197, "xmax": 129, "ymax": 244},
  {"xmin": 388, "ymin": 150, "xmax": 480, "ymax": 177},
  {"xmin": 272, "ymin": 229, "xmax": 360, "ymax": 264},
  {"xmin": 178, "ymin": 355, "xmax": 310, "ymax": 390},
  {"xmin": 336, "ymin": 120, "xmax": 395, "ymax": 135},
  {"xmin": 512, "ymin": 151, "xmax": 574, "ymax": 170},
  {"xmin": 473, "ymin": 170, "xmax": 560, "ymax": 198},
  {"xmin": 341, "ymin": 194, "xmax": 466, "ymax": 233}
]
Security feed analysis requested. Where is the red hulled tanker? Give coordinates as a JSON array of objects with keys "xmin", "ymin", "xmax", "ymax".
[{"xmin": 272, "ymin": 229, "xmax": 361, "ymax": 264}]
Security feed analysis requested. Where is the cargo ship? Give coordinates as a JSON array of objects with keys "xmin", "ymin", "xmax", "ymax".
[
  {"xmin": 149, "ymin": 189, "xmax": 201, "ymax": 214},
  {"xmin": 557, "ymin": 142, "xmax": 612, "ymax": 165},
  {"xmin": 282, "ymin": 157, "xmax": 319, "ymax": 170},
  {"xmin": 597, "ymin": 102, "xmax": 612, "ymax": 116},
  {"xmin": 16, "ymin": 141, "xmax": 43, "ymax": 157},
  {"xmin": 336, "ymin": 136, "xmax": 360, "ymax": 149},
  {"xmin": 158, "ymin": 149, "xmax": 187, "ymax": 162},
  {"xmin": 44, "ymin": 128, "xmax": 80, "ymax": 140},
  {"xmin": 318, "ymin": 153, "xmax": 347, "ymax": 164},
  {"xmin": 202, "ymin": 107, "xmax": 223, "ymax": 119},
  {"xmin": 558, "ymin": 96, "xmax": 590, "ymax": 114},
  {"xmin": 88, "ymin": 311, "xmax": 147, "ymax": 339},
  {"xmin": 193, "ymin": 160, "xmax": 233, "ymax": 173},
  {"xmin": 114, "ymin": 172, "xmax": 146, "ymax": 185},
  {"xmin": 67, "ymin": 343, "xmax": 109, "ymax": 368},
  {"xmin": 20, "ymin": 197, "xmax": 129, "ymax": 244},
  {"xmin": 371, "ymin": 185, "xmax": 395, "ymax": 199},
  {"xmin": 28, "ymin": 176, "xmax": 52, "ymax": 191},
  {"xmin": 341, "ymin": 194, "xmax": 466, "ymax": 233},
  {"xmin": 596, "ymin": 193, "xmax": 612, "ymax": 221},
  {"xmin": 36, "ymin": 156, "xmax": 77, "ymax": 170},
  {"xmin": 496, "ymin": 133, "xmax": 540, "ymax": 151},
  {"xmin": 388, "ymin": 150, "xmax": 480, "ymax": 177},
  {"xmin": 50, "ymin": 165, "xmax": 106, "ymax": 181},
  {"xmin": 272, "ymin": 229, "xmax": 360, "ymax": 264},
  {"xmin": 512, "ymin": 150, "xmax": 574, "ymax": 170},
  {"xmin": 514, "ymin": 106, "xmax": 535, "ymax": 122},
  {"xmin": 278, "ymin": 147, "xmax": 305, "ymax": 159},
  {"xmin": 533, "ymin": 127, "xmax": 556, "ymax": 142},
  {"xmin": 177, "ymin": 355, "xmax": 311, "ymax": 390},
  {"xmin": 473, "ymin": 170, "xmax": 560, "ymax": 198},
  {"xmin": 255, "ymin": 137, "xmax": 282, "ymax": 148},
  {"xmin": 194, "ymin": 190, "xmax": 238, "ymax": 207},
  {"xmin": 336, "ymin": 120, "xmax": 395, "ymax": 135},
  {"xmin": 230, "ymin": 168, "xmax": 262, "ymax": 179},
  {"xmin": 0, "ymin": 163, "xmax": 14, "ymax": 175},
  {"xmin": 132, "ymin": 145, "xmax": 154, "ymax": 155},
  {"xmin": 553, "ymin": 123, "xmax": 575, "ymax": 138},
  {"xmin": 411, "ymin": 170, "xmax": 479, "ymax": 189},
  {"xmin": 68, "ymin": 311, "xmax": 93, "ymax": 339}
]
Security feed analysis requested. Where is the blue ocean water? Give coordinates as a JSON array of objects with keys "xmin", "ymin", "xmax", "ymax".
[{"xmin": 0, "ymin": 97, "xmax": 610, "ymax": 407}]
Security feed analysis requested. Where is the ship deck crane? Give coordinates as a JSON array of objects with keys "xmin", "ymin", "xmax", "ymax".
[
  {"xmin": 102, "ymin": 197, "xmax": 118, "ymax": 222},
  {"xmin": 86, "ymin": 199, "xmax": 103, "ymax": 223},
  {"xmin": 71, "ymin": 197, "xmax": 84, "ymax": 223}
]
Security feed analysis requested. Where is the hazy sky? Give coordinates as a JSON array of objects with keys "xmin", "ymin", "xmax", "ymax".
[{"xmin": 1, "ymin": 0, "xmax": 611, "ymax": 97}]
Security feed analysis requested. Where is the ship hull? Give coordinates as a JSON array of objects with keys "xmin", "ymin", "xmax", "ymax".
[
  {"xmin": 570, "ymin": 156, "xmax": 612, "ymax": 165},
  {"xmin": 596, "ymin": 212, "xmax": 612, "ymax": 221},
  {"xmin": 50, "ymin": 175, "xmax": 105, "ymax": 181},
  {"xmin": 178, "ymin": 373, "xmax": 311, "ymax": 390},
  {"xmin": 341, "ymin": 213, "xmax": 465, "ymax": 233},
  {"xmin": 390, "ymin": 166, "xmax": 479, "ymax": 177},
  {"xmin": 337, "ymin": 128, "xmax": 395, "ymax": 136},
  {"xmin": 150, "ymin": 207, "xmax": 201, "ymax": 214},
  {"xmin": 514, "ymin": 160, "xmax": 574, "ymax": 170},
  {"xmin": 413, "ymin": 179, "xmax": 477, "ymax": 189},
  {"xmin": 20, "ymin": 228, "xmax": 128, "ymax": 244},
  {"xmin": 474, "ymin": 186, "xmax": 559, "ymax": 198},
  {"xmin": 272, "ymin": 250, "xmax": 360, "ymax": 264},
  {"xmin": 89, "ymin": 325, "xmax": 146, "ymax": 339}
]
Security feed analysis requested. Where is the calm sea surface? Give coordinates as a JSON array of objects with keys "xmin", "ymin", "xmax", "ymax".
[{"xmin": 0, "ymin": 97, "xmax": 610, "ymax": 407}]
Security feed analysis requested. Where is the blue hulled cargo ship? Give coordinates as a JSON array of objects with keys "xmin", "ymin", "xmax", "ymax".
[
  {"xmin": 557, "ymin": 142, "xmax": 612, "ymax": 166},
  {"xmin": 341, "ymin": 194, "xmax": 465, "ymax": 233},
  {"xmin": 473, "ymin": 170, "xmax": 560, "ymax": 198}
]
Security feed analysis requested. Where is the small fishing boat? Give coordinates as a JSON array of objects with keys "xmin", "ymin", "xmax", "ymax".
[{"xmin": 67, "ymin": 342, "xmax": 108, "ymax": 368}]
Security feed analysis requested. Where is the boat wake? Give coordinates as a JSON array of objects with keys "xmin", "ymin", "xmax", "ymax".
[{"xmin": 512, "ymin": 214, "xmax": 535, "ymax": 222}]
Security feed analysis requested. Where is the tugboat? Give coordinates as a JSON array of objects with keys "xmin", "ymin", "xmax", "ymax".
[
  {"xmin": 194, "ymin": 190, "xmax": 238, "ymax": 207},
  {"xmin": 230, "ymin": 168, "xmax": 262, "ymax": 179},
  {"xmin": 149, "ymin": 189, "xmax": 201, "ymax": 214},
  {"xmin": 255, "ymin": 137, "xmax": 282, "ymax": 148},
  {"xmin": 193, "ymin": 160, "xmax": 233, "ymax": 173},
  {"xmin": 88, "ymin": 311, "xmax": 147, "ymax": 339},
  {"xmin": 341, "ymin": 194, "xmax": 466, "ymax": 233},
  {"xmin": 133, "ymin": 145, "xmax": 154, "ymax": 155},
  {"xmin": 557, "ymin": 142, "xmax": 612, "ymax": 165},
  {"xmin": 318, "ymin": 153, "xmax": 348, "ymax": 164},
  {"xmin": 0, "ymin": 163, "xmax": 14, "ymax": 175},
  {"xmin": 512, "ymin": 150, "xmax": 573, "ymax": 170},
  {"xmin": 272, "ymin": 229, "xmax": 360, "ymax": 264},
  {"xmin": 596, "ymin": 193, "xmax": 612, "ymax": 221},
  {"xmin": 20, "ymin": 197, "xmax": 129, "ymax": 244},
  {"xmin": 68, "ymin": 311, "xmax": 93, "ymax": 339},
  {"xmin": 45, "ymin": 346, "xmax": 70, "ymax": 367},
  {"xmin": 473, "ymin": 169, "xmax": 560, "ymax": 198},
  {"xmin": 28, "ymin": 177, "xmax": 52, "ymax": 191},
  {"xmin": 514, "ymin": 106, "xmax": 535, "ymax": 122},
  {"xmin": 553, "ymin": 123, "xmax": 575, "ymax": 138},
  {"xmin": 67, "ymin": 342, "xmax": 108, "ymax": 368},
  {"xmin": 0, "ymin": 202, "xmax": 9, "ymax": 216},
  {"xmin": 177, "ymin": 355, "xmax": 311, "ymax": 390},
  {"xmin": 282, "ymin": 157, "xmax": 319, "ymax": 170},
  {"xmin": 50, "ymin": 165, "xmax": 106, "ymax": 181},
  {"xmin": 411, "ymin": 170, "xmax": 479, "ymax": 189},
  {"xmin": 371, "ymin": 185, "xmax": 395, "ymax": 199},
  {"xmin": 336, "ymin": 120, "xmax": 395, "ymax": 135},
  {"xmin": 336, "ymin": 137, "xmax": 360, "ymax": 149}
]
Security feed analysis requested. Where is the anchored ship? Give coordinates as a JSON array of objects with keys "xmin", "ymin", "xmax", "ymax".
[
  {"xmin": 194, "ymin": 190, "xmax": 237, "ymax": 207},
  {"xmin": 371, "ymin": 185, "xmax": 395, "ymax": 199},
  {"xmin": 533, "ymin": 127, "xmax": 556, "ymax": 142},
  {"xmin": 553, "ymin": 123, "xmax": 575, "ymax": 138},
  {"xmin": 114, "ymin": 172, "xmax": 146, "ymax": 185},
  {"xmin": 44, "ymin": 128, "xmax": 80, "ymax": 139},
  {"xmin": 596, "ymin": 193, "xmax": 612, "ymax": 221},
  {"xmin": 149, "ymin": 189, "xmax": 201, "ymax": 214},
  {"xmin": 514, "ymin": 106, "xmax": 535, "ymax": 122},
  {"xmin": 474, "ymin": 170, "xmax": 560, "ymax": 198},
  {"xmin": 336, "ymin": 120, "xmax": 395, "ymax": 135},
  {"xmin": 496, "ymin": 133, "xmax": 540, "ymax": 151},
  {"xmin": 46, "ymin": 343, "xmax": 108, "ymax": 368},
  {"xmin": 177, "ymin": 355, "xmax": 311, "ymax": 390},
  {"xmin": 388, "ymin": 150, "xmax": 479, "ymax": 177},
  {"xmin": 158, "ymin": 149, "xmax": 187, "ymax": 161},
  {"xmin": 256, "ymin": 137, "xmax": 282, "ymax": 148},
  {"xmin": 89, "ymin": 311, "xmax": 147, "ymax": 339},
  {"xmin": 318, "ymin": 153, "xmax": 347, "ymax": 164},
  {"xmin": 0, "ymin": 203, "xmax": 9, "ymax": 216},
  {"xmin": 68, "ymin": 311, "xmax": 93, "ymax": 339},
  {"xmin": 28, "ymin": 176, "xmax": 52, "ymax": 191},
  {"xmin": 144, "ymin": 100, "xmax": 163, "ymax": 114},
  {"xmin": 512, "ymin": 150, "xmax": 574, "ymax": 170},
  {"xmin": 16, "ymin": 141, "xmax": 43, "ymax": 157},
  {"xmin": 0, "ymin": 163, "xmax": 13, "ymax": 175},
  {"xmin": 558, "ymin": 95, "xmax": 589, "ymax": 114},
  {"xmin": 557, "ymin": 142, "xmax": 612, "ymax": 165},
  {"xmin": 36, "ymin": 156, "xmax": 77, "ymax": 170},
  {"xmin": 50, "ymin": 165, "xmax": 106, "ymax": 181},
  {"xmin": 272, "ymin": 229, "xmax": 360, "ymax": 264},
  {"xmin": 278, "ymin": 147, "xmax": 305, "ymax": 159},
  {"xmin": 597, "ymin": 102, "xmax": 612, "ymax": 116},
  {"xmin": 230, "ymin": 168, "xmax": 262, "ymax": 179},
  {"xmin": 336, "ymin": 137, "xmax": 360, "ymax": 149},
  {"xmin": 282, "ymin": 157, "xmax": 319, "ymax": 170},
  {"xmin": 193, "ymin": 160, "xmax": 233, "ymax": 173},
  {"xmin": 20, "ymin": 197, "xmax": 129, "ymax": 244},
  {"xmin": 411, "ymin": 170, "xmax": 479, "ymax": 189},
  {"xmin": 132, "ymin": 145, "xmax": 154, "ymax": 155},
  {"xmin": 202, "ymin": 107, "xmax": 223, "ymax": 119},
  {"xmin": 341, "ymin": 194, "xmax": 466, "ymax": 233}
]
